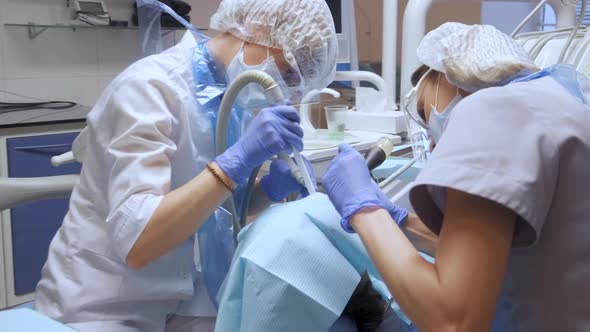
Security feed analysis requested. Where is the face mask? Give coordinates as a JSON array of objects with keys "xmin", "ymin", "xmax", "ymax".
[
  {"xmin": 428, "ymin": 73, "xmax": 462, "ymax": 143},
  {"xmin": 428, "ymin": 94, "xmax": 462, "ymax": 143},
  {"xmin": 226, "ymin": 44, "xmax": 289, "ymax": 109}
]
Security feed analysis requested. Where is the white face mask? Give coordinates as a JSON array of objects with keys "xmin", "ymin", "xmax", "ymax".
[
  {"xmin": 428, "ymin": 73, "xmax": 462, "ymax": 143},
  {"xmin": 226, "ymin": 43, "xmax": 289, "ymax": 109}
]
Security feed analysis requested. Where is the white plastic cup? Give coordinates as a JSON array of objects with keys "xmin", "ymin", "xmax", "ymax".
[{"xmin": 324, "ymin": 105, "xmax": 348, "ymax": 133}]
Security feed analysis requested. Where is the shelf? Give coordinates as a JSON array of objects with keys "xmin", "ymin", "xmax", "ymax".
[{"xmin": 4, "ymin": 23, "xmax": 207, "ymax": 39}]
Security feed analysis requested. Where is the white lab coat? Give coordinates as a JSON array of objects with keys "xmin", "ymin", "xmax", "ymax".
[{"xmin": 34, "ymin": 32, "xmax": 218, "ymax": 331}]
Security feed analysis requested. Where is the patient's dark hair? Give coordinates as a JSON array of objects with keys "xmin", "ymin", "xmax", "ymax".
[
  {"xmin": 411, "ymin": 64, "xmax": 435, "ymax": 87},
  {"xmin": 342, "ymin": 272, "xmax": 387, "ymax": 332}
]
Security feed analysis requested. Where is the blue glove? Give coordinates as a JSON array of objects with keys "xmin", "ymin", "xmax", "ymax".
[
  {"xmin": 215, "ymin": 105, "xmax": 303, "ymax": 184},
  {"xmin": 261, "ymin": 157, "xmax": 316, "ymax": 202},
  {"xmin": 323, "ymin": 144, "xmax": 408, "ymax": 233}
]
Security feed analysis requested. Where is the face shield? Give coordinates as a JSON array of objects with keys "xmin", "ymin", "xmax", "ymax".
[
  {"xmin": 277, "ymin": 56, "xmax": 306, "ymax": 105},
  {"xmin": 402, "ymin": 68, "xmax": 433, "ymax": 160},
  {"xmin": 136, "ymin": 0, "xmax": 203, "ymax": 57},
  {"xmin": 209, "ymin": 0, "xmax": 338, "ymax": 96},
  {"xmin": 287, "ymin": 37, "xmax": 335, "ymax": 92},
  {"xmin": 276, "ymin": 47, "xmax": 321, "ymax": 107}
]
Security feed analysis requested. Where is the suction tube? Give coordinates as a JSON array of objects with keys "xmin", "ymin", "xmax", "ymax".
[{"xmin": 216, "ymin": 70, "xmax": 316, "ymax": 234}]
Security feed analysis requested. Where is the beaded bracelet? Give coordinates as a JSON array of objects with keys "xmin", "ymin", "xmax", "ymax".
[{"xmin": 207, "ymin": 163, "xmax": 235, "ymax": 192}]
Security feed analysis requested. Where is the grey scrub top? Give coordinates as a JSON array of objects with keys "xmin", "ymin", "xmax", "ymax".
[{"xmin": 409, "ymin": 76, "xmax": 590, "ymax": 330}]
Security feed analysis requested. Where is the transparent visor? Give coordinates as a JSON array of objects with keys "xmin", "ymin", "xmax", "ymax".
[
  {"xmin": 234, "ymin": 56, "xmax": 307, "ymax": 113},
  {"xmin": 137, "ymin": 0, "xmax": 203, "ymax": 57},
  {"xmin": 267, "ymin": 56, "xmax": 306, "ymax": 106},
  {"xmin": 281, "ymin": 50, "xmax": 307, "ymax": 100},
  {"xmin": 401, "ymin": 68, "xmax": 433, "ymax": 160},
  {"xmin": 402, "ymin": 68, "xmax": 432, "ymax": 130}
]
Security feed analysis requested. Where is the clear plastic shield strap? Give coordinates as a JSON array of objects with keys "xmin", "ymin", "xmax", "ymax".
[
  {"xmin": 198, "ymin": 207, "xmax": 236, "ymax": 309},
  {"xmin": 191, "ymin": 40, "xmax": 254, "ymax": 307},
  {"xmin": 137, "ymin": 0, "xmax": 204, "ymax": 57},
  {"xmin": 137, "ymin": 3, "xmax": 163, "ymax": 56}
]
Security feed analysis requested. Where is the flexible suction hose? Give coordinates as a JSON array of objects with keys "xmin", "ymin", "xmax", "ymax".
[{"xmin": 216, "ymin": 70, "xmax": 315, "ymax": 237}]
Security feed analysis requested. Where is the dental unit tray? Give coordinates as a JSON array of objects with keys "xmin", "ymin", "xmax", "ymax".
[
  {"xmin": 303, "ymin": 129, "xmax": 361, "ymax": 150},
  {"xmin": 303, "ymin": 131, "xmax": 400, "ymax": 160},
  {"xmin": 259, "ymin": 130, "xmax": 402, "ymax": 179}
]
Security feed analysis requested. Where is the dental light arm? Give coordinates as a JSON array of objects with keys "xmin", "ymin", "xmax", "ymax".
[
  {"xmin": 511, "ymin": 0, "xmax": 551, "ymax": 38},
  {"xmin": 558, "ymin": 0, "xmax": 587, "ymax": 63},
  {"xmin": 0, "ymin": 175, "xmax": 79, "ymax": 211}
]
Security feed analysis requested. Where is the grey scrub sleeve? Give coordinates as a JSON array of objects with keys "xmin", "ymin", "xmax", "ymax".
[{"xmin": 409, "ymin": 82, "xmax": 559, "ymax": 248}]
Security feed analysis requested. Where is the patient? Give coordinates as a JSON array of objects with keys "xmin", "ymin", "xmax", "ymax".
[
  {"xmin": 215, "ymin": 194, "xmax": 415, "ymax": 332},
  {"xmin": 337, "ymin": 272, "xmax": 409, "ymax": 332}
]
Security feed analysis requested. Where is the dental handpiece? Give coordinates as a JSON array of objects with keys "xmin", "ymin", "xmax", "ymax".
[
  {"xmin": 261, "ymin": 80, "xmax": 315, "ymax": 195},
  {"xmin": 292, "ymin": 149, "xmax": 316, "ymax": 194},
  {"xmin": 278, "ymin": 152, "xmax": 300, "ymax": 179},
  {"xmin": 365, "ymin": 137, "xmax": 396, "ymax": 171},
  {"xmin": 278, "ymin": 149, "xmax": 316, "ymax": 195}
]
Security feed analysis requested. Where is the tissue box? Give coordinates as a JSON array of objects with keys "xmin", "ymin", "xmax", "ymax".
[{"xmin": 345, "ymin": 111, "xmax": 407, "ymax": 134}]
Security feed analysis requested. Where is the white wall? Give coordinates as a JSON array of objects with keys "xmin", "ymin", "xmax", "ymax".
[
  {"xmin": 355, "ymin": 0, "xmax": 482, "ymax": 63},
  {"xmin": 0, "ymin": 0, "xmax": 219, "ymax": 106}
]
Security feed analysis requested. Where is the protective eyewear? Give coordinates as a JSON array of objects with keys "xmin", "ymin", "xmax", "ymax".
[
  {"xmin": 401, "ymin": 68, "xmax": 433, "ymax": 161},
  {"xmin": 402, "ymin": 68, "xmax": 433, "ymax": 130}
]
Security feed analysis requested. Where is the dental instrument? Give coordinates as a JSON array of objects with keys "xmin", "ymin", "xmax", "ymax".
[
  {"xmin": 293, "ymin": 150, "xmax": 316, "ymax": 195},
  {"xmin": 215, "ymin": 69, "xmax": 316, "ymax": 230},
  {"xmin": 364, "ymin": 137, "xmax": 396, "ymax": 171},
  {"xmin": 378, "ymin": 150, "xmax": 426, "ymax": 189}
]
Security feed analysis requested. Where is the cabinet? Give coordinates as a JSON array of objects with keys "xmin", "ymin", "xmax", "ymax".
[{"xmin": 0, "ymin": 123, "xmax": 83, "ymax": 308}]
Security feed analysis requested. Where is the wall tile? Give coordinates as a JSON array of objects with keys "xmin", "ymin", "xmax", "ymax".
[
  {"xmin": 5, "ymin": 77, "xmax": 101, "ymax": 106},
  {"xmin": 0, "ymin": 21, "xmax": 5, "ymax": 83},
  {"xmin": 97, "ymin": 29, "xmax": 140, "ymax": 77},
  {"xmin": 2, "ymin": 0, "xmax": 51, "ymax": 24},
  {"xmin": 98, "ymin": 75, "xmax": 116, "ymax": 93},
  {"xmin": 0, "ymin": 80, "xmax": 5, "ymax": 101},
  {"xmin": 3, "ymin": 26, "xmax": 99, "ymax": 79},
  {"xmin": 0, "ymin": 0, "xmax": 203, "ymax": 106}
]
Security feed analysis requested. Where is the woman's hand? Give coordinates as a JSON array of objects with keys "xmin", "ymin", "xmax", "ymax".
[
  {"xmin": 215, "ymin": 104, "xmax": 303, "ymax": 184},
  {"xmin": 261, "ymin": 157, "xmax": 316, "ymax": 202},
  {"xmin": 322, "ymin": 144, "xmax": 408, "ymax": 232}
]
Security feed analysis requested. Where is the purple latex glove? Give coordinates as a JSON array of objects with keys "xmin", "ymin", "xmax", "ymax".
[
  {"xmin": 261, "ymin": 157, "xmax": 316, "ymax": 202},
  {"xmin": 215, "ymin": 105, "xmax": 303, "ymax": 184},
  {"xmin": 323, "ymin": 144, "xmax": 408, "ymax": 233}
]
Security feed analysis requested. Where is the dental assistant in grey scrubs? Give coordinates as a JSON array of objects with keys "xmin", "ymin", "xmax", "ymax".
[{"xmin": 324, "ymin": 22, "xmax": 590, "ymax": 331}]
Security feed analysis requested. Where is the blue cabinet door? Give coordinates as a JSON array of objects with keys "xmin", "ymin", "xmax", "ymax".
[{"xmin": 6, "ymin": 132, "xmax": 81, "ymax": 296}]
